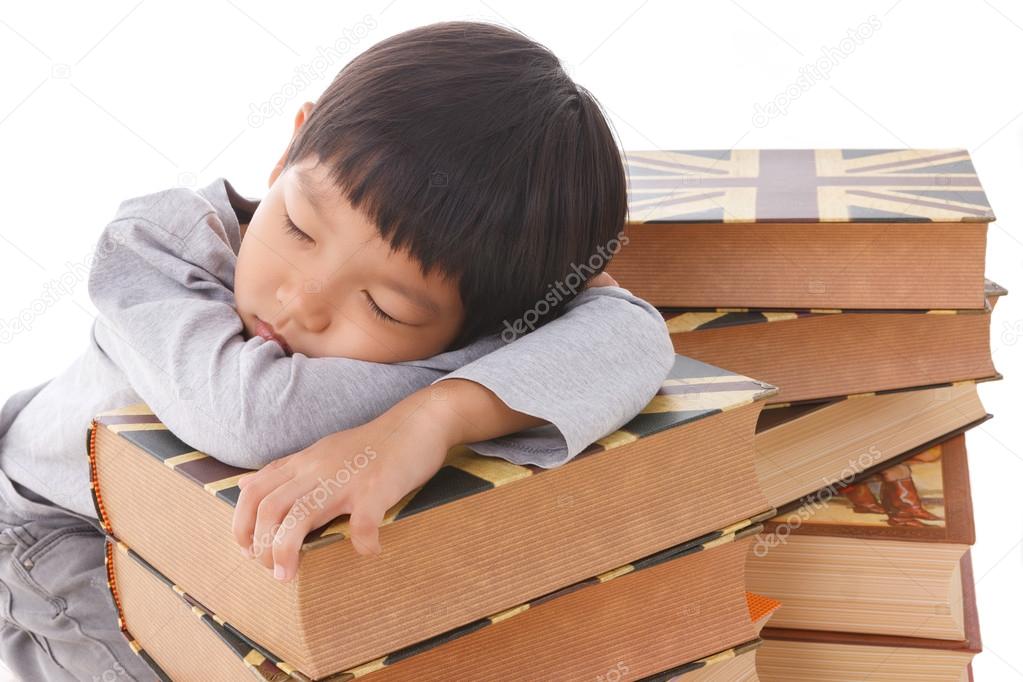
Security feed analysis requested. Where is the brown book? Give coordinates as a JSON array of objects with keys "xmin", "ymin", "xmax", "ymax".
[
  {"xmin": 748, "ymin": 432, "xmax": 975, "ymax": 640},
  {"xmin": 754, "ymin": 380, "xmax": 991, "ymax": 509},
  {"xmin": 106, "ymin": 519, "xmax": 773, "ymax": 680},
  {"xmin": 757, "ymin": 550, "xmax": 980, "ymax": 682},
  {"xmin": 660, "ymin": 279, "xmax": 1005, "ymax": 405},
  {"xmin": 89, "ymin": 355, "xmax": 777, "ymax": 678},
  {"xmin": 649, "ymin": 593, "xmax": 781, "ymax": 682},
  {"xmin": 608, "ymin": 149, "xmax": 995, "ymax": 310}
]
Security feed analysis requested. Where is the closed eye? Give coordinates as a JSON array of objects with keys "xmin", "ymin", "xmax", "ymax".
[
  {"xmin": 363, "ymin": 291, "xmax": 402, "ymax": 324},
  {"xmin": 281, "ymin": 211, "xmax": 314, "ymax": 243}
]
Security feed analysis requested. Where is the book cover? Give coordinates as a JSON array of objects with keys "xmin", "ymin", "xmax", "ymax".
[
  {"xmin": 624, "ymin": 149, "xmax": 995, "ymax": 224},
  {"xmin": 768, "ymin": 432, "xmax": 973, "ymax": 541}
]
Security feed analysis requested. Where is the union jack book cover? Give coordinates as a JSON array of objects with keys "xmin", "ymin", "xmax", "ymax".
[
  {"xmin": 624, "ymin": 148, "xmax": 995, "ymax": 224},
  {"xmin": 609, "ymin": 148, "xmax": 996, "ymax": 310}
]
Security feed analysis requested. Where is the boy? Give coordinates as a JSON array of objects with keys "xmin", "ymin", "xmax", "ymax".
[{"xmin": 0, "ymin": 20, "xmax": 674, "ymax": 681}]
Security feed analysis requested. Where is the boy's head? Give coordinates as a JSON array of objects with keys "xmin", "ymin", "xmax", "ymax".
[{"xmin": 235, "ymin": 20, "xmax": 627, "ymax": 362}]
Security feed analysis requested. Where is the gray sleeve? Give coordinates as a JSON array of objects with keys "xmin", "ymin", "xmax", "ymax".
[
  {"xmin": 87, "ymin": 207, "xmax": 482, "ymax": 468},
  {"xmin": 430, "ymin": 285, "xmax": 675, "ymax": 467},
  {"xmin": 87, "ymin": 191, "xmax": 673, "ymax": 470}
]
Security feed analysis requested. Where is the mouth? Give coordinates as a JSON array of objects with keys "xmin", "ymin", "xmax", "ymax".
[{"xmin": 254, "ymin": 316, "xmax": 293, "ymax": 355}]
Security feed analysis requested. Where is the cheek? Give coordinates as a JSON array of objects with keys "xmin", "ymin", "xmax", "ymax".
[
  {"xmin": 234, "ymin": 241, "xmax": 277, "ymax": 312},
  {"xmin": 233, "ymin": 246, "xmax": 256, "ymax": 304}
]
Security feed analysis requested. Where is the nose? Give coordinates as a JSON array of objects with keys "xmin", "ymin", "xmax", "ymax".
[{"xmin": 277, "ymin": 278, "xmax": 331, "ymax": 333}]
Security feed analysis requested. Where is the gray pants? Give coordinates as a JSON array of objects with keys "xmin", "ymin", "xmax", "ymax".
[{"xmin": 0, "ymin": 471, "xmax": 158, "ymax": 681}]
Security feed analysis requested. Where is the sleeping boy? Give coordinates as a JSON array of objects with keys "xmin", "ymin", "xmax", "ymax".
[{"xmin": 0, "ymin": 20, "xmax": 673, "ymax": 681}]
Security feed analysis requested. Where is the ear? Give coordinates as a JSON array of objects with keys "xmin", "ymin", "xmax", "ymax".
[{"xmin": 268, "ymin": 101, "xmax": 315, "ymax": 188}]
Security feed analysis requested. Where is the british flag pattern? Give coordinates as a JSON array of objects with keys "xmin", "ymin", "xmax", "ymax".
[{"xmin": 624, "ymin": 149, "xmax": 996, "ymax": 224}]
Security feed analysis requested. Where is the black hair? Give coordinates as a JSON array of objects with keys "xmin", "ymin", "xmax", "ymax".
[{"xmin": 283, "ymin": 20, "xmax": 627, "ymax": 350}]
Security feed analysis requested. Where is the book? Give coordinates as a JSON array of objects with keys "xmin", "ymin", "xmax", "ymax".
[
  {"xmin": 748, "ymin": 432, "xmax": 974, "ymax": 640},
  {"xmin": 754, "ymin": 380, "xmax": 991, "ymax": 509},
  {"xmin": 608, "ymin": 149, "xmax": 995, "ymax": 310},
  {"xmin": 661, "ymin": 278, "xmax": 1005, "ymax": 405},
  {"xmin": 89, "ymin": 354, "xmax": 777, "ymax": 677},
  {"xmin": 105, "ymin": 517, "xmax": 775, "ymax": 680},
  {"xmin": 757, "ymin": 551, "xmax": 980, "ymax": 681},
  {"xmin": 650, "ymin": 593, "xmax": 780, "ymax": 682}
]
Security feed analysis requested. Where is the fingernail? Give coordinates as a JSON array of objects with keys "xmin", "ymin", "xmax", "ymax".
[
  {"xmin": 274, "ymin": 564, "xmax": 285, "ymax": 580},
  {"xmin": 239, "ymin": 545, "xmax": 252, "ymax": 559}
]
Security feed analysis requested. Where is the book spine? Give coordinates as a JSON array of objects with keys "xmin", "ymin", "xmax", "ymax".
[
  {"xmin": 87, "ymin": 419, "xmax": 115, "ymax": 537},
  {"xmin": 102, "ymin": 538, "xmax": 173, "ymax": 682}
]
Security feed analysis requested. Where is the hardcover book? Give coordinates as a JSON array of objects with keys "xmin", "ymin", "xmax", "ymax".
[
  {"xmin": 749, "ymin": 432, "xmax": 975, "ymax": 640},
  {"xmin": 609, "ymin": 148, "xmax": 995, "ymax": 309},
  {"xmin": 661, "ymin": 278, "xmax": 1005, "ymax": 405},
  {"xmin": 757, "ymin": 551, "xmax": 980, "ymax": 682},
  {"xmin": 754, "ymin": 381, "xmax": 990, "ymax": 510},
  {"xmin": 89, "ymin": 354, "xmax": 777, "ymax": 677},
  {"xmin": 106, "ymin": 517, "xmax": 776, "ymax": 680}
]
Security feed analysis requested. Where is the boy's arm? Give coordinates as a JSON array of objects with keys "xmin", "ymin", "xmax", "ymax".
[
  {"xmin": 429, "ymin": 283, "xmax": 675, "ymax": 466},
  {"xmin": 87, "ymin": 191, "xmax": 673, "ymax": 468}
]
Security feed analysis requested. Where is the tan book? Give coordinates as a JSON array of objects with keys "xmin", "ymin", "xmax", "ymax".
[
  {"xmin": 89, "ymin": 355, "xmax": 777, "ymax": 678},
  {"xmin": 609, "ymin": 149, "xmax": 995, "ymax": 310},
  {"xmin": 748, "ymin": 432, "xmax": 975, "ymax": 640},
  {"xmin": 661, "ymin": 278, "xmax": 1004, "ymax": 406},
  {"xmin": 757, "ymin": 550, "xmax": 980, "ymax": 681},
  {"xmin": 106, "ymin": 519, "xmax": 774, "ymax": 680},
  {"xmin": 754, "ymin": 381, "xmax": 990, "ymax": 509}
]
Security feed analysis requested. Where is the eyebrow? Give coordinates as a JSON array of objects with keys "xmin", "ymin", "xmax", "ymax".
[
  {"xmin": 380, "ymin": 276, "xmax": 442, "ymax": 317},
  {"xmin": 294, "ymin": 168, "xmax": 332, "ymax": 224}
]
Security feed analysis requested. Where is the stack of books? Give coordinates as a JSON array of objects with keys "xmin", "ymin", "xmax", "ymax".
[
  {"xmin": 751, "ymin": 434, "xmax": 980, "ymax": 681},
  {"xmin": 607, "ymin": 148, "xmax": 1000, "ymax": 681},
  {"xmin": 89, "ymin": 355, "xmax": 787, "ymax": 680}
]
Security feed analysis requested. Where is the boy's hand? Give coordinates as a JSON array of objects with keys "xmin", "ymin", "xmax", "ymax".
[
  {"xmin": 231, "ymin": 378, "xmax": 546, "ymax": 582},
  {"xmin": 231, "ymin": 388, "xmax": 455, "ymax": 582}
]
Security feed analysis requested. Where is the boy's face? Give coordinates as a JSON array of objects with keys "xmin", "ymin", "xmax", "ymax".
[{"xmin": 234, "ymin": 155, "xmax": 466, "ymax": 362}]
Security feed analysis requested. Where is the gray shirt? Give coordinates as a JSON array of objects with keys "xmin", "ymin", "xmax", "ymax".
[{"xmin": 0, "ymin": 178, "xmax": 675, "ymax": 520}]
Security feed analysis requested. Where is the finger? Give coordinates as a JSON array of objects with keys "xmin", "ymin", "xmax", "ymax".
[
  {"xmin": 240, "ymin": 451, "xmax": 300, "ymax": 489},
  {"xmin": 231, "ymin": 464, "xmax": 293, "ymax": 556},
  {"xmin": 271, "ymin": 494, "xmax": 350, "ymax": 582},
  {"xmin": 252, "ymin": 477, "xmax": 314, "ymax": 570},
  {"xmin": 270, "ymin": 501, "xmax": 314, "ymax": 582},
  {"xmin": 348, "ymin": 493, "xmax": 388, "ymax": 557}
]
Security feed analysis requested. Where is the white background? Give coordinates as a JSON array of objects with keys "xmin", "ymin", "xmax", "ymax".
[{"xmin": 1, "ymin": 1, "xmax": 1020, "ymax": 680}]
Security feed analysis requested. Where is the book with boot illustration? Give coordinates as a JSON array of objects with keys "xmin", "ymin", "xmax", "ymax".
[
  {"xmin": 747, "ymin": 431, "xmax": 976, "ymax": 640},
  {"xmin": 609, "ymin": 148, "xmax": 995, "ymax": 310}
]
